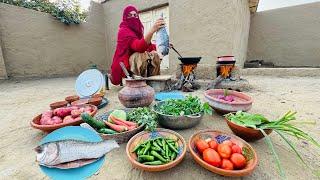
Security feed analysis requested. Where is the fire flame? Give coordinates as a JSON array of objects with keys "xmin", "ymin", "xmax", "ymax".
[
  {"xmin": 220, "ymin": 65, "xmax": 234, "ymax": 78},
  {"xmin": 182, "ymin": 64, "xmax": 197, "ymax": 76}
]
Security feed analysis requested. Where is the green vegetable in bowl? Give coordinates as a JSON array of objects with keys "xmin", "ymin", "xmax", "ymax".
[
  {"xmin": 155, "ymin": 96, "xmax": 212, "ymax": 116},
  {"xmin": 225, "ymin": 111, "xmax": 320, "ymax": 178},
  {"xmin": 127, "ymin": 107, "xmax": 158, "ymax": 132},
  {"xmin": 108, "ymin": 109, "xmax": 127, "ymax": 122}
]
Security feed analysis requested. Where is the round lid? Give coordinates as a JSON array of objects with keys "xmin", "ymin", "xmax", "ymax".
[{"xmin": 75, "ymin": 69, "xmax": 104, "ymax": 98}]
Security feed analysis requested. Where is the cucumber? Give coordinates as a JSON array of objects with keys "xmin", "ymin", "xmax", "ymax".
[
  {"xmin": 81, "ymin": 113, "xmax": 106, "ymax": 129},
  {"xmin": 98, "ymin": 128, "xmax": 117, "ymax": 134}
]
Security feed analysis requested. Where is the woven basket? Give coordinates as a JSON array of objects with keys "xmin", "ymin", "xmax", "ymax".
[{"xmin": 95, "ymin": 109, "xmax": 145, "ymax": 144}]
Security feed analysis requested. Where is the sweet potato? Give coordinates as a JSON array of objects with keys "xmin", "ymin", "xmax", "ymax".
[
  {"xmin": 63, "ymin": 115, "xmax": 75, "ymax": 123},
  {"xmin": 52, "ymin": 116, "xmax": 63, "ymax": 124},
  {"xmin": 54, "ymin": 107, "xmax": 71, "ymax": 118},
  {"xmin": 42, "ymin": 110, "xmax": 53, "ymax": 118},
  {"xmin": 40, "ymin": 117, "xmax": 54, "ymax": 125},
  {"xmin": 71, "ymin": 109, "xmax": 81, "ymax": 118}
]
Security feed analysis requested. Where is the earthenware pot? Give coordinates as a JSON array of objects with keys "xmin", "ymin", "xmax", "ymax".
[
  {"xmin": 126, "ymin": 128, "xmax": 187, "ymax": 172},
  {"xmin": 118, "ymin": 79, "xmax": 155, "ymax": 108},
  {"xmin": 189, "ymin": 129, "xmax": 258, "ymax": 177},
  {"xmin": 225, "ymin": 118, "xmax": 273, "ymax": 141},
  {"xmin": 204, "ymin": 89, "xmax": 253, "ymax": 114}
]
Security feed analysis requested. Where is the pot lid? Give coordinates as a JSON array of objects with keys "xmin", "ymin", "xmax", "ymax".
[{"xmin": 75, "ymin": 69, "xmax": 104, "ymax": 98}]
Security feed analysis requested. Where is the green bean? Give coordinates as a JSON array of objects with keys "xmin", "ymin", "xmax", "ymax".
[
  {"xmin": 132, "ymin": 142, "xmax": 144, "ymax": 153},
  {"xmin": 162, "ymin": 139, "xmax": 166, "ymax": 147},
  {"xmin": 165, "ymin": 144, "xmax": 169, "ymax": 157},
  {"xmin": 170, "ymin": 152, "xmax": 177, "ymax": 161},
  {"xmin": 167, "ymin": 140, "xmax": 179, "ymax": 153},
  {"xmin": 151, "ymin": 146, "xmax": 161, "ymax": 152},
  {"xmin": 152, "ymin": 141, "xmax": 162, "ymax": 150},
  {"xmin": 156, "ymin": 139, "xmax": 163, "ymax": 147},
  {"xmin": 151, "ymin": 150, "xmax": 167, "ymax": 162}
]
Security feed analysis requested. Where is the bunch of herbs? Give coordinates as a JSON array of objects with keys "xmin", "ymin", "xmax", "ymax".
[
  {"xmin": 155, "ymin": 96, "xmax": 212, "ymax": 116},
  {"xmin": 127, "ymin": 107, "xmax": 158, "ymax": 132}
]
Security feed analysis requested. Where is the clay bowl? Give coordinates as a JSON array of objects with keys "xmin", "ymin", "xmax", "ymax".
[
  {"xmin": 30, "ymin": 104, "xmax": 97, "ymax": 133},
  {"xmin": 65, "ymin": 95, "xmax": 80, "ymax": 104},
  {"xmin": 189, "ymin": 129, "xmax": 258, "ymax": 177},
  {"xmin": 152, "ymin": 101, "xmax": 203, "ymax": 129},
  {"xmin": 225, "ymin": 118, "xmax": 272, "ymax": 141},
  {"xmin": 49, "ymin": 100, "xmax": 68, "ymax": 109},
  {"xmin": 204, "ymin": 89, "xmax": 253, "ymax": 114},
  {"xmin": 126, "ymin": 128, "xmax": 187, "ymax": 172},
  {"xmin": 88, "ymin": 97, "xmax": 102, "ymax": 106},
  {"xmin": 95, "ymin": 109, "xmax": 145, "ymax": 144}
]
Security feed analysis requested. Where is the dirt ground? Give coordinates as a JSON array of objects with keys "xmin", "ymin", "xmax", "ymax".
[{"xmin": 0, "ymin": 76, "xmax": 319, "ymax": 180}]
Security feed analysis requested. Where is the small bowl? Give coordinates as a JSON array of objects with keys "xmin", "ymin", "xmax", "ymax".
[
  {"xmin": 126, "ymin": 128, "xmax": 187, "ymax": 172},
  {"xmin": 204, "ymin": 89, "xmax": 253, "ymax": 114},
  {"xmin": 65, "ymin": 95, "xmax": 80, "ymax": 104},
  {"xmin": 189, "ymin": 129, "xmax": 258, "ymax": 177},
  {"xmin": 225, "ymin": 118, "xmax": 272, "ymax": 141},
  {"xmin": 30, "ymin": 104, "xmax": 97, "ymax": 133},
  {"xmin": 50, "ymin": 101, "xmax": 68, "ymax": 109},
  {"xmin": 152, "ymin": 101, "xmax": 203, "ymax": 129},
  {"xmin": 95, "ymin": 109, "xmax": 145, "ymax": 144},
  {"xmin": 88, "ymin": 97, "xmax": 102, "ymax": 106}
]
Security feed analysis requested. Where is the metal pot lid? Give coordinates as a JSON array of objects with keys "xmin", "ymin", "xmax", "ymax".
[{"xmin": 75, "ymin": 69, "xmax": 104, "ymax": 98}]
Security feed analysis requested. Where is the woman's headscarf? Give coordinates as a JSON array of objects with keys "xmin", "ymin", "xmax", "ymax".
[{"xmin": 110, "ymin": 5, "xmax": 144, "ymax": 85}]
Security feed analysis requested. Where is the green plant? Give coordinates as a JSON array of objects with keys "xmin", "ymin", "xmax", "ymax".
[
  {"xmin": 155, "ymin": 96, "xmax": 212, "ymax": 116},
  {"xmin": 0, "ymin": 0, "xmax": 87, "ymax": 25},
  {"xmin": 127, "ymin": 107, "xmax": 158, "ymax": 132}
]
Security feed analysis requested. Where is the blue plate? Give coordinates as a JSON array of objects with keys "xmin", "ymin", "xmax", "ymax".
[
  {"xmin": 39, "ymin": 126, "xmax": 105, "ymax": 180},
  {"xmin": 155, "ymin": 91, "xmax": 185, "ymax": 101}
]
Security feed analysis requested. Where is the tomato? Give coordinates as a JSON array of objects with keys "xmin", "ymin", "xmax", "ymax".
[
  {"xmin": 231, "ymin": 145, "xmax": 242, "ymax": 154},
  {"xmin": 222, "ymin": 140, "xmax": 233, "ymax": 147},
  {"xmin": 195, "ymin": 139, "xmax": 209, "ymax": 154},
  {"xmin": 203, "ymin": 149, "xmax": 221, "ymax": 167},
  {"xmin": 208, "ymin": 140, "xmax": 218, "ymax": 150},
  {"xmin": 230, "ymin": 153, "xmax": 246, "ymax": 169},
  {"xmin": 221, "ymin": 159, "xmax": 234, "ymax": 170},
  {"xmin": 217, "ymin": 144, "xmax": 232, "ymax": 159}
]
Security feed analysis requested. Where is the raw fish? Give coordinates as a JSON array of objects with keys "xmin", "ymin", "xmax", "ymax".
[{"xmin": 156, "ymin": 13, "xmax": 169, "ymax": 56}]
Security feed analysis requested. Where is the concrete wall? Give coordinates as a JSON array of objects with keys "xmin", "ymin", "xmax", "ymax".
[
  {"xmin": 0, "ymin": 2, "xmax": 107, "ymax": 78},
  {"xmin": 0, "ymin": 40, "xmax": 8, "ymax": 79},
  {"xmin": 247, "ymin": 2, "xmax": 320, "ymax": 67},
  {"xmin": 103, "ymin": 0, "xmax": 250, "ymax": 79}
]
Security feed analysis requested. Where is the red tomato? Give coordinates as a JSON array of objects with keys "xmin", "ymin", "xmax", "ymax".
[
  {"xmin": 221, "ymin": 159, "xmax": 234, "ymax": 170},
  {"xmin": 230, "ymin": 153, "xmax": 246, "ymax": 169},
  {"xmin": 231, "ymin": 145, "xmax": 242, "ymax": 154},
  {"xmin": 222, "ymin": 140, "xmax": 233, "ymax": 147},
  {"xmin": 208, "ymin": 140, "xmax": 218, "ymax": 150},
  {"xmin": 203, "ymin": 149, "xmax": 221, "ymax": 167},
  {"xmin": 195, "ymin": 139, "xmax": 209, "ymax": 154},
  {"xmin": 217, "ymin": 144, "xmax": 232, "ymax": 159}
]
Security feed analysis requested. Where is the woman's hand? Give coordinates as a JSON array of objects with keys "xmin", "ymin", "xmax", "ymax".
[{"xmin": 150, "ymin": 18, "xmax": 165, "ymax": 33}]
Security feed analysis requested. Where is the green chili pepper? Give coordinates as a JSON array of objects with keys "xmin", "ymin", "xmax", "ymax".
[
  {"xmin": 151, "ymin": 146, "xmax": 161, "ymax": 151},
  {"xmin": 143, "ymin": 141, "xmax": 151, "ymax": 155},
  {"xmin": 138, "ymin": 146, "xmax": 145, "ymax": 156},
  {"xmin": 138, "ymin": 155, "xmax": 154, "ymax": 162},
  {"xmin": 167, "ymin": 140, "xmax": 179, "ymax": 153},
  {"xmin": 153, "ymin": 141, "xmax": 162, "ymax": 150},
  {"xmin": 143, "ymin": 160, "xmax": 163, "ymax": 165},
  {"xmin": 132, "ymin": 142, "xmax": 144, "ymax": 153},
  {"xmin": 151, "ymin": 150, "xmax": 167, "ymax": 162},
  {"xmin": 156, "ymin": 139, "xmax": 163, "ymax": 147},
  {"xmin": 162, "ymin": 139, "xmax": 166, "ymax": 147},
  {"xmin": 165, "ymin": 144, "xmax": 169, "ymax": 157}
]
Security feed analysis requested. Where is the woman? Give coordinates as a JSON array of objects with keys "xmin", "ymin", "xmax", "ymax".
[{"xmin": 110, "ymin": 5, "xmax": 166, "ymax": 85}]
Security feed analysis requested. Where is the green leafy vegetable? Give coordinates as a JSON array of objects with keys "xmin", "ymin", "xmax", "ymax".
[
  {"xmin": 155, "ymin": 96, "xmax": 212, "ymax": 116},
  {"xmin": 127, "ymin": 107, "xmax": 158, "ymax": 132}
]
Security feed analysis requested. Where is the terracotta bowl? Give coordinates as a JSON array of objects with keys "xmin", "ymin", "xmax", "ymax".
[
  {"xmin": 204, "ymin": 89, "xmax": 253, "ymax": 114},
  {"xmin": 65, "ymin": 95, "xmax": 80, "ymax": 104},
  {"xmin": 49, "ymin": 100, "xmax": 68, "ymax": 109},
  {"xmin": 126, "ymin": 128, "xmax": 187, "ymax": 172},
  {"xmin": 225, "ymin": 118, "xmax": 272, "ymax": 141},
  {"xmin": 88, "ymin": 97, "xmax": 102, "ymax": 106},
  {"xmin": 30, "ymin": 104, "xmax": 97, "ymax": 133},
  {"xmin": 189, "ymin": 129, "xmax": 258, "ymax": 177},
  {"xmin": 92, "ymin": 93, "xmax": 104, "ymax": 98},
  {"xmin": 95, "ymin": 108, "xmax": 145, "ymax": 144}
]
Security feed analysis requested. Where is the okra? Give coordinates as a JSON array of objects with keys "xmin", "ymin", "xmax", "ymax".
[
  {"xmin": 151, "ymin": 150, "xmax": 167, "ymax": 162},
  {"xmin": 167, "ymin": 140, "xmax": 179, "ymax": 153},
  {"xmin": 143, "ymin": 141, "xmax": 151, "ymax": 155},
  {"xmin": 143, "ymin": 160, "xmax": 163, "ymax": 165},
  {"xmin": 138, "ymin": 155, "xmax": 154, "ymax": 162}
]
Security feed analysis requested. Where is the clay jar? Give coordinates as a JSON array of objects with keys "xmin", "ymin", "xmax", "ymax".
[{"xmin": 118, "ymin": 79, "xmax": 155, "ymax": 108}]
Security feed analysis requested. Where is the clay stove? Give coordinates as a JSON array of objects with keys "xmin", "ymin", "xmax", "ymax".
[
  {"xmin": 174, "ymin": 63, "xmax": 200, "ymax": 92},
  {"xmin": 207, "ymin": 56, "xmax": 250, "ymax": 91}
]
